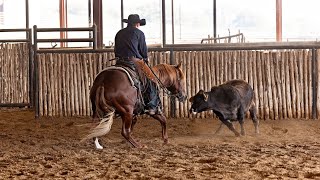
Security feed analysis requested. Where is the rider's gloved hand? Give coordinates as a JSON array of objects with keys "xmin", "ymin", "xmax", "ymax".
[{"xmin": 143, "ymin": 58, "xmax": 149, "ymax": 64}]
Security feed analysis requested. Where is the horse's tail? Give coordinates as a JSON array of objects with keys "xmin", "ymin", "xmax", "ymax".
[{"xmin": 81, "ymin": 86, "xmax": 115, "ymax": 142}]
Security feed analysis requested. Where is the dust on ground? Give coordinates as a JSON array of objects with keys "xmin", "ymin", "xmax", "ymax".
[{"xmin": 1, "ymin": 109, "xmax": 320, "ymax": 179}]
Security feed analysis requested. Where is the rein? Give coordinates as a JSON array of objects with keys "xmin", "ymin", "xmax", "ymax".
[
  {"xmin": 145, "ymin": 62, "xmax": 181, "ymax": 98},
  {"xmin": 108, "ymin": 57, "xmax": 119, "ymax": 61}
]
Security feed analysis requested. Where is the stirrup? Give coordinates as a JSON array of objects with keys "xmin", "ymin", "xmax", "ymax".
[{"xmin": 145, "ymin": 108, "xmax": 157, "ymax": 115}]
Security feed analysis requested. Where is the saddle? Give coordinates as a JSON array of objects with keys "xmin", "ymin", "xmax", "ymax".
[{"xmin": 115, "ymin": 58, "xmax": 157, "ymax": 114}]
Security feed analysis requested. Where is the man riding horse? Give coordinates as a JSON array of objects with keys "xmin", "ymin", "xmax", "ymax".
[
  {"xmin": 114, "ymin": 14, "xmax": 160, "ymax": 115},
  {"xmin": 82, "ymin": 14, "xmax": 187, "ymax": 148}
]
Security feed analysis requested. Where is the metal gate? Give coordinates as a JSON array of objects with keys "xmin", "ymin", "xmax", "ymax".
[{"xmin": 0, "ymin": 29, "xmax": 33, "ymax": 107}]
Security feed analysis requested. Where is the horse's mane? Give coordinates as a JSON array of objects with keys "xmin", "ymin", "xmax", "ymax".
[{"xmin": 152, "ymin": 64, "xmax": 184, "ymax": 84}]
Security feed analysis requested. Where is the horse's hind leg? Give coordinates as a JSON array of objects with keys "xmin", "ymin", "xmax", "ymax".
[
  {"xmin": 151, "ymin": 114, "xmax": 168, "ymax": 144},
  {"xmin": 131, "ymin": 116, "xmax": 138, "ymax": 131},
  {"xmin": 121, "ymin": 113, "xmax": 142, "ymax": 148}
]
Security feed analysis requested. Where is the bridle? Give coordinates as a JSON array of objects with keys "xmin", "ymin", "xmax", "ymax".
[{"xmin": 146, "ymin": 63, "xmax": 184, "ymax": 99}]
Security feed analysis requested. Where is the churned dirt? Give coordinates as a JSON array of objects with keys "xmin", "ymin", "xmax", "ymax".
[{"xmin": 1, "ymin": 109, "xmax": 320, "ymax": 179}]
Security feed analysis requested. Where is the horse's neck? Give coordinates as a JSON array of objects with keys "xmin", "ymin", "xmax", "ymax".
[{"xmin": 152, "ymin": 65, "xmax": 173, "ymax": 87}]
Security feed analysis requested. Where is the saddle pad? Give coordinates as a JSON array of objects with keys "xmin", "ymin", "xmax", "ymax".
[{"xmin": 96, "ymin": 67, "xmax": 135, "ymax": 87}]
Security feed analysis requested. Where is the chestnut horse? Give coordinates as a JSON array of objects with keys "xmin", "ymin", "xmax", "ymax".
[{"xmin": 82, "ymin": 63, "xmax": 186, "ymax": 149}]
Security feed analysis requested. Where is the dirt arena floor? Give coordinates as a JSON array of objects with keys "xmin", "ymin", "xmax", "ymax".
[{"xmin": 1, "ymin": 109, "xmax": 320, "ymax": 179}]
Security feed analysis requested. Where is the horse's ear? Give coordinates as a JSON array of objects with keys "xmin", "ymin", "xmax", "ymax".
[{"xmin": 175, "ymin": 62, "xmax": 182, "ymax": 69}]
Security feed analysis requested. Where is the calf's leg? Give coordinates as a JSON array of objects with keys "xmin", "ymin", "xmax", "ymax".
[
  {"xmin": 249, "ymin": 105, "xmax": 259, "ymax": 134},
  {"xmin": 214, "ymin": 122, "xmax": 224, "ymax": 135},
  {"xmin": 237, "ymin": 106, "xmax": 246, "ymax": 136},
  {"xmin": 221, "ymin": 119, "xmax": 240, "ymax": 137}
]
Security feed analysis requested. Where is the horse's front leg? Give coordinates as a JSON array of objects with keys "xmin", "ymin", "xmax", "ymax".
[
  {"xmin": 121, "ymin": 113, "xmax": 142, "ymax": 148},
  {"xmin": 151, "ymin": 114, "xmax": 168, "ymax": 144}
]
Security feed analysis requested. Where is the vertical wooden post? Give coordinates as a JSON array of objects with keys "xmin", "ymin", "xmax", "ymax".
[
  {"xmin": 162, "ymin": 0, "xmax": 166, "ymax": 46},
  {"xmin": 213, "ymin": 0, "xmax": 217, "ymax": 43},
  {"xmin": 59, "ymin": 0, "xmax": 68, "ymax": 47},
  {"xmin": 93, "ymin": 0, "xmax": 103, "ymax": 48},
  {"xmin": 312, "ymin": 48, "xmax": 318, "ymax": 119},
  {"xmin": 276, "ymin": 0, "xmax": 282, "ymax": 42}
]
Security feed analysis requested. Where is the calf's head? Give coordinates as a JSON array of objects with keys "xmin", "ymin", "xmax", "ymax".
[{"xmin": 189, "ymin": 90, "xmax": 209, "ymax": 114}]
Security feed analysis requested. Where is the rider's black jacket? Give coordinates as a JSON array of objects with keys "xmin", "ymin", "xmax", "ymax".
[{"xmin": 114, "ymin": 26, "xmax": 148, "ymax": 60}]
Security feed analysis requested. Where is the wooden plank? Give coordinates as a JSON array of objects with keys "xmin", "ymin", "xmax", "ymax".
[
  {"xmin": 43, "ymin": 54, "xmax": 49, "ymax": 116},
  {"xmin": 236, "ymin": 51, "xmax": 241, "ymax": 80},
  {"xmin": 53, "ymin": 53, "xmax": 59, "ymax": 116},
  {"xmin": 244, "ymin": 50, "xmax": 249, "ymax": 82},
  {"xmin": 61, "ymin": 54, "xmax": 67, "ymax": 116},
  {"xmin": 223, "ymin": 51, "xmax": 227, "ymax": 82},
  {"xmin": 279, "ymin": 51, "xmax": 286, "ymax": 118},
  {"xmin": 303, "ymin": 50, "xmax": 309, "ymax": 118},
  {"xmin": 83, "ymin": 53, "xmax": 91, "ymax": 116},
  {"xmin": 289, "ymin": 51, "xmax": 297, "ymax": 118},
  {"xmin": 256, "ymin": 51, "xmax": 264, "ymax": 119},
  {"xmin": 308, "ymin": 50, "xmax": 312, "ymax": 118},
  {"xmin": 186, "ymin": 51, "xmax": 192, "ymax": 118},
  {"xmin": 88, "ymin": 53, "xmax": 94, "ymax": 113},
  {"xmin": 260, "ymin": 52, "xmax": 268, "ymax": 119},
  {"xmin": 65, "ymin": 54, "xmax": 71, "ymax": 116},
  {"xmin": 270, "ymin": 52, "xmax": 279, "ymax": 120},
  {"xmin": 294, "ymin": 50, "xmax": 301, "ymax": 118},
  {"xmin": 12, "ymin": 44, "xmax": 17, "ymax": 103},
  {"xmin": 265, "ymin": 52, "xmax": 273, "ymax": 119},
  {"xmin": 284, "ymin": 51, "xmax": 293, "ymax": 118},
  {"xmin": 78, "ymin": 54, "xmax": 85, "ymax": 116},
  {"xmin": 247, "ymin": 51, "xmax": 253, "ymax": 91},
  {"xmin": 216, "ymin": 51, "xmax": 221, "ymax": 85},
  {"xmin": 252, "ymin": 51, "xmax": 259, "ymax": 119},
  {"xmin": 38, "ymin": 55, "xmax": 43, "ymax": 116},
  {"xmin": 48, "ymin": 54, "xmax": 54, "ymax": 116},
  {"xmin": 70, "ymin": 54, "xmax": 75, "ymax": 116},
  {"xmin": 23, "ymin": 44, "xmax": 28, "ymax": 103},
  {"xmin": 0, "ymin": 44, "xmax": 4, "ymax": 102},
  {"xmin": 231, "ymin": 51, "xmax": 236, "ymax": 80},
  {"xmin": 317, "ymin": 49, "xmax": 320, "ymax": 118},
  {"xmin": 211, "ymin": 51, "xmax": 217, "ymax": 86}
]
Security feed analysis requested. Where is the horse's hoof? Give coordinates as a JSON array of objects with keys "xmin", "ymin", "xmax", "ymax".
[
  {"xmin": 96, "ymin": 146, "xmax": 103, "ymax": 150},
  {"xmin": 94, "ymin": 138, "xmax": 104, "ymax": 150}
]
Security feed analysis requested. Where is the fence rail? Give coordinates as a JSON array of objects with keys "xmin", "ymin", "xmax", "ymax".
[{"xmin": 33, "ymin": 25, "xmax": 97, "ymax": 50}]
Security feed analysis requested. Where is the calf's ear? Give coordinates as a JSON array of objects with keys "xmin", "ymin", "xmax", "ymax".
[
  {"xmin": 189, "ymin": 97, "xmax": 194, "ymax": 102},
  {"xmin": 203, "ymin": 92, "xmax": 209, "ymax": 101},
  {"xmin": 198, "ymin": 90, "xmax": 204, "ymax": 94}
]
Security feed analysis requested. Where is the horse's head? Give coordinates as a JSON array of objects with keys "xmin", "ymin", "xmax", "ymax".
[{"xmin": 154, "ymin": 62, "xmax": 187, "ymax": 102}]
